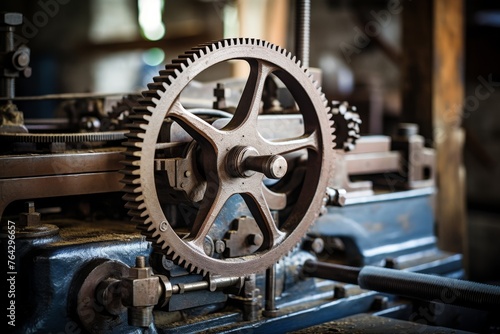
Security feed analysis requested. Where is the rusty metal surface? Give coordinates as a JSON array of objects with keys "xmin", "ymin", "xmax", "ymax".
[
  {"xmin": 122, "ymin": 38, "xmax": 335, "ymax": 276},
  {"xmin": 0, "ymin": 148, "xmax": 124, "ymax": 178},
  {"xmin": 0, "ymin": 171, "xmax": 123, "ymax": 219}
]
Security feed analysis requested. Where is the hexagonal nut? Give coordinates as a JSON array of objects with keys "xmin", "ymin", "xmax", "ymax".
[
  {"xmin": 121, "ymin": 276, "xmax": 160, "ymax": 307},
  {"xmin": 19, "ymin": 212, "xmax": 41, "ymax": 227},
  {"xmin": 128, "ymin": 266, "xmax": 152, "ymax": 279},
  {"xmin": 1, "ymin": 13, "xmax": 23, "ymax": 26}
]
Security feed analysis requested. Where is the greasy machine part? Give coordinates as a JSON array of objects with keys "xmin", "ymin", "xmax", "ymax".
[{"xmin": 122, "ymin": 38, "xmax": 335, "ymax": 277}]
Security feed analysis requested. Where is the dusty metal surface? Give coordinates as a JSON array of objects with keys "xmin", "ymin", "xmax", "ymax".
[{"xmin": 291, "ymin": 313, "xmax": 474, "ymax": 334}]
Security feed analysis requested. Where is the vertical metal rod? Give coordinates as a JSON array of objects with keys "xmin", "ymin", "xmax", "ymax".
[
  {"xmin": 295, "ymin": 0, "xmax": 310, "ymax": 68},
  {"xmin": 0, "ymin": 27, "xmax": 15, "ymax": 100},
  {"xmin": 263, "ymin": 264, "xmax": 278, "ymax": 317}
]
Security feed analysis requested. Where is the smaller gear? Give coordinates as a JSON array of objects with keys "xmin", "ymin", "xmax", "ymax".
[
  {"xmin": 101, "ymin": 94, "xmax": 141, "ymax": 131},
  {"xmin": 330, "ymin": 101, "xmax": 361, "ymax": 152}
]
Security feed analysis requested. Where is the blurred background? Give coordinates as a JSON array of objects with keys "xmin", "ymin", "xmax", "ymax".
[{"xmin": 2, "ymin": 0, "xmax": 499, "ymax": 282}]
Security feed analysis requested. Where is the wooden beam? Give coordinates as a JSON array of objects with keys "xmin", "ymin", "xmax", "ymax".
[
  {"xmin": 432, "ymin": 0, "xmax": 466, "ymax": 255},
  {"xmin": 402, "ymin": 0, "xmax": 466, "ymax": 254}
]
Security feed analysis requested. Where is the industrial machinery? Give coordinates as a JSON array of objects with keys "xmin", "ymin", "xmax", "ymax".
[{"xmin": 1, "ymin": 6, "xmax": 500, "ymax": 334}]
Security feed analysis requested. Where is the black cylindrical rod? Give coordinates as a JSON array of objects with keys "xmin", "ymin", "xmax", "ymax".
[{"xmin": 303, "ymin": 260, "xmax": 500, "ymax": 311}]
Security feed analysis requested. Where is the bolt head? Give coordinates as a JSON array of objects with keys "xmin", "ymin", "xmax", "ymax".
[
  {"xmin": 1, "ymin": 13, "xmax": 23, "ymax": 26},
  {"xmin": 247, "ymin": 234, "xmax": 263, "ymax": 247},
  {"xmin": 214, "ymin": 239, "xmax": 226, "ymax": 254}
]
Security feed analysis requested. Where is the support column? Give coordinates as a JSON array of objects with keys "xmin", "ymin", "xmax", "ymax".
[{"xmin": 401, "ymin": 0, "xmax": 466, "ymax": 255}]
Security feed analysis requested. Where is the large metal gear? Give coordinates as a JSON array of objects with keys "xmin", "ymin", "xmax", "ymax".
[{"xmin": 122, "ymin": 38, "xmax": 335, "ymax": 277}]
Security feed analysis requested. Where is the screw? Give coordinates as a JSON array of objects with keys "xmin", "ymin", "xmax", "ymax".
[
  {"xmin": 26, "ymin": 201, "xmax": 35, "ymax": 214},
  {"xmin": 214, "ymin": 239, "xmax": 226, "ymax": 254},
  {"xmin": 135, "ymin": 256, "xmax": 146, "ymax": 268},
  {"xmin": 203, "ymin": 236, "xmax": 214, "ymax": 256},
  {"xmin": 247, "ymin": 234, "xmax": 263, "ymax": 247}
]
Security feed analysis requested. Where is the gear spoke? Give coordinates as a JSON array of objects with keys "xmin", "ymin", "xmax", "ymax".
[
  {"xmin": 226, "ymin": 60, "xmax": 276, "ymax": 131},
  {"xmin": 266, "ymin": 130, "xmax": 319, "ymax": 155},
  {"xmin": 242, "ymin": 188, "xmax": 286, "ymax": 248},
  {"xmin": 169, "ymin": 99, "xmax": 225, "ymax": 149},
  {"xmin": 187, "ymin": 185, "xmax": 231, "ymax": 249}
]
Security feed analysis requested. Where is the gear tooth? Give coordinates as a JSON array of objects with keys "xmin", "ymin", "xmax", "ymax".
[
  {"xmin": 128, "ymin": 114, "xmax": 150, "ymax": 122},
  {"xmin": 128, "ymin": 209, "xmax": 148, "ymax": 218},
  {"xmin": 147, "ymin": 81, "xmax": 161, "ymax": 89},
  {"xmin": 150, "ymin": 229, "xmax": 162, "ymax": 239},
  {"xmin": 122, "ymin": 192, "xmax": 143, "ymax": 202},
  {"xmin": 130, "ymin": 215, "xmax": 145, "ymax": 224},
  {"xmin": 119, "ymin": 176, "xmax": 136, "ymax": 185},
  {"xmin": 122, "ymin": 147, "xmax": 142, "ymax": 157},
  {"xmin": 146, "ymin": 234, "xmax": 159, "ymax": 243},
  {"xmin": 125, "ymin": 201, "xmax": 145, "ymax": 211},
  {"xmin": 122, "ymin": 141, "xmax": 143, "ymax": 149},
  {"xmin": 131, "ymin": 215, "xmax": 150, "ymax": 225},
  {"xmin": 123, "ymin": 185, "xmax": 142, "ymax": 194},
  {"xmin": 142, "ymin": 89, "xmax": 160, "ymax": 99},
  {"xmin": 121, "ymin": 166, "xmax": 140, "ymax": 176},
  {"xmin": 136, "ymin": 224, "xmax": 150, "ymax": 232},
  {"xmin": 126, "ymin": 122, "xmax": 148, "ymax": 131},
  {"xmin": 160, "ymin": 66, "xmax": 175, "ymax": 73},
  {"xmin": 172, "ymin": 58, "xmax": 187, "ymax": 67},
  {"xmin": 137, "ymin": 97, "xmax": 156, "ymax": 107}
]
